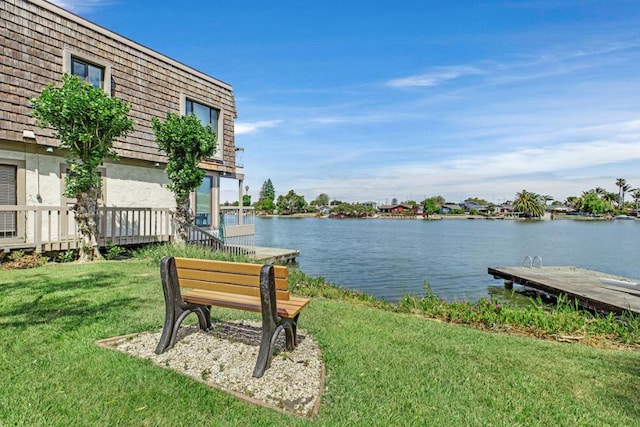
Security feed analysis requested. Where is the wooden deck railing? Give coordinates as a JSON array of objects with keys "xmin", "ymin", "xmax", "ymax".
[
  {"xmin": 0, "ymin": 205, "xmax": 256, "ymax": 255},
  {"xmin": 0, "ymin": 206, "xmax": 173, "ymax": 252}
]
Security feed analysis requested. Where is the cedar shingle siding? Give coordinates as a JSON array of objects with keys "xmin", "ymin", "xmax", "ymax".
[{"xmin": 0, "ymin": 0, "xmax": 237, "ymax": 171}]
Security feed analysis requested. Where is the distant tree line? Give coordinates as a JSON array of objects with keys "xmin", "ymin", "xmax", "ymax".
[{"xmin": 252, "ymin": 178, "xmax": 640, "ymax": 218}]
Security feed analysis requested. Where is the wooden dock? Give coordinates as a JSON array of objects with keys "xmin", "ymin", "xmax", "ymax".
[
  {"xmin": 252, "ymin": 246, "xmax": 300, "ymax": 264},
  {"xmin": 488, "ymin": 266, "xmax": 640, "ymax": 314}
]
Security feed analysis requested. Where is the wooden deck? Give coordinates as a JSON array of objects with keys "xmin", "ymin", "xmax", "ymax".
[
  {"xmin": 488, "ymin": 266, "xmax": 640, "ymax": 314},
  {"xmin": 252, "ymin": 246, "xmax": 300, "ymax": 264}
]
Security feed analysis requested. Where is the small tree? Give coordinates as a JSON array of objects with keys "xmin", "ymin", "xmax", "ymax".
[
  {"xmin": 31, "ymin": 74, "xmax": 134, "ymax": 261},
  {"xmin": 256, "ymin": 179, "xmax": 276, "ymax": 213},
  {"xmin": 421, "ymin": 198, "xmax": 438, "ymax": 218},
  {"xmin": 276, "ymin": 190, "xmax": 307, "ymax": 214},
  {"xmin": 152, "ymin": 112, "xmax": 216, "ymax": 243}
]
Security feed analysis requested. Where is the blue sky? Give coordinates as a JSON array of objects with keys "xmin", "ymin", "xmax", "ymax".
[{"xmin": 52, "ymin": 0, "xmax": 640, "ymax": 205}]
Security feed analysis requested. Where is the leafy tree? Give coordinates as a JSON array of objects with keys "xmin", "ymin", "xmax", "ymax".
[
  {"xmin": 312, "ymin": 193, "xmax": 330, "ymax": 207},
  {"xmin": 276, "ymin": 190, "xmax": 307, "ymax": 214},
  {"xmin": 631, "ymin": 189, "xmax": 640, "ymax": 215},
  {"xmin": 421, "ymin": 198, "xmax": 438, "ymax": 217},
  {"xmin": 391, "ymin": 198, "xmax": 398, "ymax": 205},
  {"xmin": 513, "ymin": 190, "xmax": 545, "ymax": 218},
  {"xmin": 256, "ymin": 179, "xmax": 276, "ymax": 213},
  {"xmin": 430, "ymin": 195, "xmax": 446, "ymax": 206},
  {"xmin": 602, "ymin": 192, "xmax": 618, "ymax": 211},
  {"xmin": 152, "ymin": 112, "xmax": 216, "ymax": 243},
  {"xmin": 30, "ymin": 74, "xmax": 134, "ymax": 261},
  {"xmin": 421, "ymin": 196, "xmax": 445, "ymax": 213},
  {"xmin": 580, "ymin": 191, "xmax": 608, "ymax": 215},
  {"xmin": 330, "ymin": 202, "xmax": 374, "ymax": 217},
  {"xmin": 242, "ymin": 194, "xmax": 251, "ymax": 206}
]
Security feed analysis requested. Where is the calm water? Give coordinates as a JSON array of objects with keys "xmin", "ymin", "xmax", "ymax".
[{"xmin": 255, "ymin": 217, "xmax": 640, "ymax": 302}]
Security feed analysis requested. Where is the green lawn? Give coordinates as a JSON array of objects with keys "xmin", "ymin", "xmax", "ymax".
[{"xmin": 1, "ymin": 260, "xmax": 638, "ymax": 426}]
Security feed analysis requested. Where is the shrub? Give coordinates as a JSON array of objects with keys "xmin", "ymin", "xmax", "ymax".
[
  {"xmin": 104, "ymin": 240, "xmax": 127, "ymax": 260},
  {"xmin": 2, "ymin": 250, "xmax": 49, "ymax": 270},
  {"xmin": 56, "ymin": 249, "xmax": 78, "ymax": 263}
]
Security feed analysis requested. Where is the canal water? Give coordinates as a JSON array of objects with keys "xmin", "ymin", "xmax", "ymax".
[{"xmin": 255, "ymin": 217, "xmax": 640, "ymax": 302}]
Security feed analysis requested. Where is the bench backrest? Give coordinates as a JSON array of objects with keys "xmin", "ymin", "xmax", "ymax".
[{"xmin": 173, "ymin": 257, "xmax": 290, "ymax": 301}]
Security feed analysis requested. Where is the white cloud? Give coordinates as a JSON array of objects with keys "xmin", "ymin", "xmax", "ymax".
[
  {"xmin": 386, "ymin": 65, "xmax": 482, "ymax": 88},
  {"xmin": 235, "ymin": 120, "xmax": 283, "ymax": 135},
  {"xmin": 48, "ymin": 0, "xmax": 115, "ymax": 14}
]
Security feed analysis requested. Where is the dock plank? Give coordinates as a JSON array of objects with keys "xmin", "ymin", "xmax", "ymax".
[
  {"xmin": 488, "ymin": 266, "xmax": 640, "ymax": 314},
  {"xmin": 252, "ymin": 246, "xmax": 299, "ymax": 264}
]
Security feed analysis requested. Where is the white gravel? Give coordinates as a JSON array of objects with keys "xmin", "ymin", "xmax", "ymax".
[{"xmin": 98, "ymin": 320, "xmax": 324, "ymax": 417}]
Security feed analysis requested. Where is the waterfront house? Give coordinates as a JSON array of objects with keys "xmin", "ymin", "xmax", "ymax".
[
  {"xmin": 440, "ymin": 203, "xmax": 463, "ymax": 214},
  {"xmin": 459, "ymin": 201, "xmax": 488, "ymax": 214},
  {"xmin": 0, "ymin": 0, "xmax": 252, "ymax": 253},
  {"xmin": 378, "ymin": 203, "xmax": 416, "ymax": 215}
]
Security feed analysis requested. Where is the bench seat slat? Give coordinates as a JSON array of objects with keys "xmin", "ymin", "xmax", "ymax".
[
  {"xmin": 179, "ymin": 278, "xmax": 290, "ymax": 300},
  {"xmin": 176, "ymin": 258, "xmax": 289, "ymax": 290},
  {"xmin": 176, "ymin": 269, "xmax": 289, "ymax": 292},
  {"xmin": 183, "ymin": 289, "xmax": 309, "ymax": 318},
  {"xmin": 175, "ymin": 258, "xmax": 288, "ymax": 280}
]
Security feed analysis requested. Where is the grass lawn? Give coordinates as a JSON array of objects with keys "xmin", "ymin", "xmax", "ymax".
[{"xmin": 1, "ymin": 259, "xmax": 639, "ymax": 426}]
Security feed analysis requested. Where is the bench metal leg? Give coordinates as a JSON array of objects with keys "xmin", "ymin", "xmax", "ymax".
[
  {"xmin": 155, "ymin": 303, "xmax": 210, "ymax": 354},
  {"xmin": 284, "ymin": 314, "xmax": 299, "ymax": 351},
  {"xmin": 253, "ymin": 322, "xmax": 284, "ymax": 378},
  {"xmin": 156, "ymin": 256, "xmax": 211, "ymax": 355}
]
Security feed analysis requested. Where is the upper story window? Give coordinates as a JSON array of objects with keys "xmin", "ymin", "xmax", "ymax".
[
  {"xmin": 185, "ymin": 99, "xmax": 219, "ymax": 135},
  {"xmin": 185, "ymin": 98, "xmax": 221, "ymax": 160},
  {"xmin": 62, "ymin": 49, "xmax": 112, "ymax": 94},
  {"xmin": 71, "ymin": 57, "xmax": 104, "ymax": 89}
]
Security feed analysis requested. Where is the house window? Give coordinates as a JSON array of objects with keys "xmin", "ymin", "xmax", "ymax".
[
  {"xmin": 0, "ymin": 164, "xmax": 17, "ymax": 238},
  {"xmin": 185, "ymin": 98, "xmax": 221, "ymax": 159},
  {"xmin": 63, "ymin": 50, "xmax": 112, "ymax": 94},
  {"xmin": 71, "ymin": 57, "xmax": 104, "ymax": 90},
  {"xmin": 195, "ymin": 176, "xmax": 212, "ymax": 227},
  {"xmin": 186, "ymin": 99, "xmax": 219, "ymax": 135}
]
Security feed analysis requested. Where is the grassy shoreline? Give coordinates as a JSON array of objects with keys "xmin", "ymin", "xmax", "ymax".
[{"xmin": 1, "ymin": 251, "xmax": 639, "ymax": 425}]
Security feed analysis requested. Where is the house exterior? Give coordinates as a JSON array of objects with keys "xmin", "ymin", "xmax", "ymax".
[
  {"xmin": 440, "ymin": 203, "xmax": 462, "ymax": 214},
  {"xmin": 378, "ymin": 203, "xmax": 416, "ymax": 215},
  {"xmin": 0, "ymin": 0, "xmax": 252, "ymax": 253}
]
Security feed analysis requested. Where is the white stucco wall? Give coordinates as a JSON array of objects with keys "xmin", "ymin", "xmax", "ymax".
[
  {"xmin": 1, "ymin": 149, "xmax": 174, "ymax": 208},
  {"xmin": 104, "ymin": 161, "xmax": 174, "ymax": 208}
]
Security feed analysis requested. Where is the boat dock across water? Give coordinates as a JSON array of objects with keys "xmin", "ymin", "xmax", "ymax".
[{"xmin": 488, "ymin": 265, "xmax": 640, "ymax": 314}]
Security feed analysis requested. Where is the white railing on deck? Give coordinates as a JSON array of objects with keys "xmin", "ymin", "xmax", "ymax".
[
  {"xmin": 220, "ymin": 206, "xmax": 256, "ymax": 256},
  {"xmin": 0, "ymin": 206, "xmax": 172, "ymax": 252}
]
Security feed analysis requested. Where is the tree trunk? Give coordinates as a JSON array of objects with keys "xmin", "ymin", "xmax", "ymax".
[
  {"xmin": 173, "ymin": 197, "xmax": 192, "ymax": 245},
  {"xmin": 74, "ymin": 188, "xmax": 103, "ymax": 262}
]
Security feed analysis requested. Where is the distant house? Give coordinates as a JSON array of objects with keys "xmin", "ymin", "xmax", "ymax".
[
  {"xmin": 440, "ymin": 203, "xmax": 462, "ymax": 214},
  {"xmin": 459, "ymin": 201, "xmax": 487, "ymax": 213},
  {"xmin": 495, "ymin": 203, "xmax": 514, "ymax": 214},
  {"xmin": 378, "ymin": 203, "xmax": 416, "ymax": 215},
  {"xmin": 1, "ymin": 0, "xmax": 251, "ymax": 253}
]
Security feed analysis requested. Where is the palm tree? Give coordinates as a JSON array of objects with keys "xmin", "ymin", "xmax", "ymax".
[
  {"xmin": 594, "ymin": 187, "xmax": 607, "ymax": 196},
  {"xmin": 631, "ymin": 189, "xmax": 640, "ymax": 216},
  {"xmin": 513, "ymin": 190, "xmax": 545, "ymax": 218},
  {"xmin": 602, "ymin": 192, "xmax": 618, "ymax": 212},
  {"xmin": 542, "ymin": 195, "xmax": 554, "ymax": 206},
  {"xmin": 615, "ymin": 178, "xmax": 631, "ymax": 209}
]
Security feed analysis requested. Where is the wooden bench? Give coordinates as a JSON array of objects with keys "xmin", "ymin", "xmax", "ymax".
[{"xmin": 155, "ymin": 256, "xmax": 310, "ymax": 378}]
